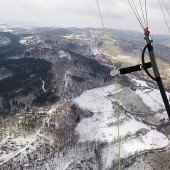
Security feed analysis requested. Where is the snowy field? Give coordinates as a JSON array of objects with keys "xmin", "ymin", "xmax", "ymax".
[
  {"xmin": 132, "ymin": 78, "xmax": 170, "ymax": 113},
  {"xmin": 74, "ymin": 78, "xmax": 170, "ymax": 169},
  {"xmin": 0, "ymin": 77, "xmax": 169, "ymax": 169}
]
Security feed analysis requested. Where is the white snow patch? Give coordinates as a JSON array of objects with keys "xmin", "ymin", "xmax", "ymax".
[
  {"xmin": 74, "ymin": 83, "xmax": 170, "ymax": 169},
  {"xmin": 19, "ymin": 39, "xmax": 27, "ymax": 44},
  {"xmin": 74, "ymin": 85, "xmax": 151, "ymax": 142},
  {"xmin": 136, "ymin": 89, "xmax": 163, "ymax": 111},
  {"xmin": 133, "ymin": 78, "xmax": 170, "ymax": 112},
  {"xmin": 154, "ymin": 111, "xmax": 168, "ymax": 120},
  {"xmin": 0, "ymin": 36, "xmax": 11, "ymax": 46},
  {"xmin": 104, "ymin": 129, "xmax": 169, "ymax": 169},
  {"xmin": 0, "ymin": 134, "xmax": 37, "ymax": 164},
  {"xmin": 42, "ymin": 80, "xmax": 46, "ymax": 92},
  {"xmin": 58, "ymin": 50, "xmax": 71, "ymax": 60},
  {"xmin": 132, "ymin": 78, "xmax": 149, "ymax": 87},
  {"xmin": 74, "ymin": 84, "xmax": 121, "ymax": 113},
  {"xmin": 63, "ymin": 70, "xmax": 72, "ymax": 92}
]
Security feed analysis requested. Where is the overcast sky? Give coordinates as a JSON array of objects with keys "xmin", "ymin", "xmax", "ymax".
[{"xmin": 0, "ymin": 0, "xmax": 170, "ymax": 34}]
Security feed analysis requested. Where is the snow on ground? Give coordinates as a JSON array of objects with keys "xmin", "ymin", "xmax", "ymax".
[
  {"xmin": 58, "ymin": 50, "xmax": 71, "ymax": 60},
  {"xmin": 0, "ymin": 134, "xmax": 37, "ymax": 164},
  {"xmin": 19, "ymin": 36, "xmax": 42, "ymax": 45},
  {"xmin": 154, "ymin": 111, "xmax": 168, "ymax": 120},
  {"xmin": 0, "ymin": 36, "xmax": 11, "ymax": 46},
  {"xmin": 1, "ymin": 77, "xmax": 169, "ymax": 169},
  {"xmin": 133, "ymin": 78, "xmax": 170, "ymax": 112},
  {"xmin": 104, "ymin": 129, "xmax": 169, "ymax": 169},
  {"xmin": 19, "ymin": 36, "xmax": 33, "ymax": 45},
  {"xmin": 0, "ymin": 26, "xmax": 13, "ymax": 32},
  {"xmin": 123, "ymin": 129, "xmax": 168, "ymax": 155},
  {"xmin": 132, "ymin": 78, "xmax": 149, "ymax": 87},
  {"xmin": 74, "ymin": 85, "xmax": 117, "ymax": 142},
  {"xmin": 42, "ymin": 80, "xmax": 46, "ymax": 92},
  {"xmin": 74, "ymin": 82, "xmax": 170, "ymax": 169},
  {"xmin": 74, "ymin": 84, "xmax": 121, "ymax": 113},
  {"xmin": 136, "ymin": 89, "xmax": 164, "ymax": 111},
  {"xmin": 0, "ymin": 103, "xmax": 64, "ymax": 166},
  {"xmin": 19, "ymin": 39, "xmax": 27, "ymax": 44}
]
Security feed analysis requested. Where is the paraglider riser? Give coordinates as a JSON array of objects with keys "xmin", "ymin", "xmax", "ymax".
[{"xmin": 118, "ymin": 32, "xmax": 170, "ymax": 118}]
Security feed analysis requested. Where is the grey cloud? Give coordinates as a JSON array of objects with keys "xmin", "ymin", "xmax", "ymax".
[{"xmin": 0, "ymin": 0, "xmax": 169, "ymax": 34}]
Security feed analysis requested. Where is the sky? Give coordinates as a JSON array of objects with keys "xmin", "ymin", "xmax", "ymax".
[{"xmin": 0, "ymin": 0, "xmax": 170, "ymax": 34}]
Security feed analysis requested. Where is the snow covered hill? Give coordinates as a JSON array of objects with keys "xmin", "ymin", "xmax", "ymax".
[
  {"xmin": 0, "ymin": 25, "xmax": 170, "ymax": 169},
  {"xmin": 0, "ymin": 23, "xmax": 32, "ymax": 33},
  {"xmin": 0, "ymin": 76, "xmax": 170, "ymax": 170},
  {"xmin": 73, "ymin": 77, "xmax": 170, "ymax": 169}
]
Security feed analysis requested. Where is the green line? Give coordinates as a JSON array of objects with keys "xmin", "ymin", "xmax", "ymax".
[
  {"xmin": 95, "ymin": 0, "xmax": 105, "ymax": 29},
  {"xmin": 116, "ymin": 76, "xmax": 121, "ymax": 170},
  {"xmin": 128, "ymin": 0, "xmax": 144, "ymax": 30},
  {"xmin": 95, "ymin": 0, "xmax": 121, "ymax": 169}
]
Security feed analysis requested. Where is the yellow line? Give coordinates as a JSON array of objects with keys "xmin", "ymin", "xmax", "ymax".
[
  {"xmin": 95, "ymin": 0, "xmax": 121, "ymax": 169},
  {"xmin": 95, "ymin": 0, "xmax": 118, "ymax": 67}
]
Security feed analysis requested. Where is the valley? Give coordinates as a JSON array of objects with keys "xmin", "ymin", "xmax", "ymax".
[{"xmin": 0, "ymin": 25, "xmax": 170, "ymax": 169}]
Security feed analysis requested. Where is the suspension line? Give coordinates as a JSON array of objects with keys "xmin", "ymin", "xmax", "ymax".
[
  {"xmin": 139, "ymin": 0, "xmax": 147, "ymax": 27},
  {"xmin": 95, "ymin": 0, "xmax": 121, "ymax": 169},
  {"xmin": 159, "ymin": 0, "xmax": 170, "ymax": 33},
  {"xmin": 128, "ymin": 0, "xmax": 145, "ymax": 29},
  {"xmin": 144, "ymin": 0, "xmax": 148, "ymax": 28},
  {"xmin": 162, "ymin": 0, "xmax": 170, "ymax": 18}
]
